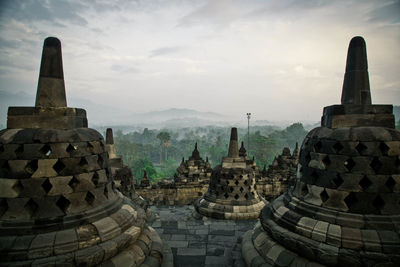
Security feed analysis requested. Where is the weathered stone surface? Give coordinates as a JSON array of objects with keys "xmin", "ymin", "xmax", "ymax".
[
  {"xmin": 0, "ymin": 37, "xmax": 167, "ymax": 266},
  {"xmin": 241, "ymin": 36, "xmax": 400, "ymax": 267}
]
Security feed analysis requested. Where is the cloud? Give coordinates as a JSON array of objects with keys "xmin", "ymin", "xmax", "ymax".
[
  {"xmin": 149, "ymin": 46, "xmax": 185, "ymax": 57},
  {"xmin": 367, "ymin": 0, "xmax": 400, "ymax": 24},
  {"xmin": 0, "ymin": 0, "xmax": 88, "ymax": 26}
]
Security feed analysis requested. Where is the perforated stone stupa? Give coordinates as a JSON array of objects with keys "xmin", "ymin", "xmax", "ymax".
[
  {"xmin": 0, "ymin": 37, "xmax": 168, "ymax": 266},
  {"xmin": 174, "ymin": 142, "xmax": 212, "ymax": 184},
  {"xmin": 194, "ymin": 128, "xmax": 267, "ymax": 220},
  {"xmin": 242, "ymin": 36, "xmax": 400, "ymax": 266}
]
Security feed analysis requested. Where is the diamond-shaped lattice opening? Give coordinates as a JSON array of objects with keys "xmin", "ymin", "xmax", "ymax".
[
  {"xmin": 244, "ymin": 180, "xmax": 248, "ymax": 185},
  {"xmin": 332, "ymin": 142, "xmax": 344, "ymax": 153},
  {"xmin": 97, "ymin": 155, "xmax": 104, "ymax": 168},
  {"xmin": 344, "ymin": 192, "xmax": 357, "ymax": 209},
  {"xmin": 41, "ymin": 179, "xmax": 53, "ymax": 194},
  {"xmin": 92, "ymin": 172, "xmax": 99, "ymax": 186},
  {"xmin": 104, "ymin": 185, "xmax": 109, "ymax": 199},
  {"xmin": 40, "ymin": 144, "xmax": 52, "ymax": 157},
  {"xmin": 239, "ymin": 187, "xmax": 244, "ymax": 193},
  {"xmin": 229, "ymin": 186, "xmax": 234, "ymax": 193},
  {"xmin": 301, "ymin": 184, "xmax": 308, "ymax": 196},
  {"xmin": 333, "ymin": 174, "xmax": 344, "ymax": 188},
  {"xmin": 314, "ymin": 141, "xmax": 322, "ymax": 153},
  {"xmin": 234, "ymin": 194, "xmax": 239, "ymax": 200},
  {"xmin": 251, "ymin": 191, "xmax": 255, "ymax": 196},
  {"xmin": 239, "ymin": 175, "xmax": 243, "ymax": 179},
  {"xmin": 244, "ymin": 193, "xmax": 249, "ymax": 199},
  {"xmin": 254, "ymin": 184, "xmax": 257, "ymax": 190},
  {"xmin": 310, "ymin": 171, "xmax": 319, "ymax": 184},
  {"xmin": 68, "ymin": 176, "xmax": 80, "ymax": 190},
  {"xmin": 15, "ymin": 145, "xmax": 24, "ymax": 156},
  {"xmin": 235, "ymin": 180, "xmax": 239, "ymax": 186},
  {"xmin": 66, "ymin": 144, "xmax": 76, "ymax": 153},
  {"xmin": 224, "ymin": 192, "xmax": 229, "ymax": 199},
  {"xmin": 85, "ymin": 191, "xmax": 95, "ymax": 205},
  {"xmin": 53, "ymin": 160, "xmax": 65, "ymax": 174},
  {"xmin": 79, "ymin": 157, "xmax": 88, "ymax": 167},
  {"xmin": 355, "ymin": 142, "xmax": 367, "ymax": 155},
  {"xmin": 25, "ymin": 160, "xmax": 38, "ymax": 175},
  {"xmin": 24, "ymin": 198, "xmax": 38, "ymax": 217},
  {"xmin": 320, "ymin": 189, "xmax": 329, "ymax": 202},
  {"xmin": 230, "ymin": 174, "xmax": 235, "ymax": 179},
  {"xmin": 12, "ymin": 180, "xmax": 24, "ymax": 195},
  {"xmin": 0, "ymin": 199, "xmax": 8, "ymax": 217},
  {"xmin": 322, "ymin": 155, "xmax": 331, "ymax": 166},
  {"xmin": 87, "ymin": 142, "xmax": 94, "ymax": 153},
  {"xmin": 344, "ymin": 158, "xmax": 355, "ymax": 172},
  {"xmin": 370, "ymin": 157, "xmax": 382, "ymax": 173},
  {"xmin": 386, "ymin": 176, "xmax": 396, "ymax": 192},
  {"xmin": 379, "ymin": 142, "xmax": 389, "ymax": 156},
  {"xmin": 359, "ymin": 176, "xmax": 372, "ymax": 191},
  {"xmin": 56, "ymin": 195, "xmax": 70, "ymax": 213},
  {"xmin": 226, "ymin": 180, "xmax": 229, "ymax": 185},
  {"xmin": 372, "ymin": 195, "xmax": 385, "ymax": 211}
]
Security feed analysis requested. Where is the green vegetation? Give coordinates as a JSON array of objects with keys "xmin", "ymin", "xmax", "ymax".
[{"xmin": 113, "ymin": 123, "xmax": 308, "ymax": 183}]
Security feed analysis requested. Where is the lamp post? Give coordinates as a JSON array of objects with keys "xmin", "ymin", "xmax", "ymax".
[{"xmin": 246, "ymin": 113, "xmax": 251, "ymax": 156}]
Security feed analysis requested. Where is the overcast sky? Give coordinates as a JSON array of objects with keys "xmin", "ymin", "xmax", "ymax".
[{"xmin": 0, "ymin": 0, "xmax": 399, "ymax": 123}]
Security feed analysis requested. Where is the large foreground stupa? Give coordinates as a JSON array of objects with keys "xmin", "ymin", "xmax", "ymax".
[
  {"xmin": 194, "ymin": 128, "xmax": 266, "ymax": 220},
  {"xmin": 242, "ymin": 36, "xmax": 400, "ymax": 266},
  {"xmin": 0, "ymin": 37, "xmax": 167, "ymax": 266}
]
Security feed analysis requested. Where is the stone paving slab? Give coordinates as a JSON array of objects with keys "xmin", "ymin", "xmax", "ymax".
[{"xmin": 149, "ymin": 205, "xmax": 257, "ymax": 267}]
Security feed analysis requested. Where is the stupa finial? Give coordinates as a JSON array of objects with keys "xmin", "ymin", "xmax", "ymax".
[
  {"xmin": 228, "ymin": 127, "xmax": 239, "ymax": 158},
  {"xmin": 341, "ymin": 36, "xmax": 371, "ymax": 105},
  {"xmin": 35, "ymin": 37, "xmax": 67, "ymax": 107},
  {"xmin": 106, "ymin": 128, "xmax": 114, "ymax": 144}
]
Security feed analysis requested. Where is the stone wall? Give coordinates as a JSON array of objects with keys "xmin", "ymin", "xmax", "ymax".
[{"xmin": 135, "ymin": 183, "xmax": 208, "ymax": 205}]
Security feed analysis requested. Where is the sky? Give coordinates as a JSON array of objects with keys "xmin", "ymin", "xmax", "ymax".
[{"xmin": 0, "ymin": 0, "xmax": 399, "ymax": 124}]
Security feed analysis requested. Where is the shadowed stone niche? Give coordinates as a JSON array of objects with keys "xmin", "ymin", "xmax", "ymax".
[
  {"xmin": 194, "ymin": 128, "xmax": 267, "ymax": 220},
  {"xmin": 0, "ymin": 37, "xmax": 170, "ymax": 266},
  {"xmin": 241, "ymin": 36, "xmax": 400, "ymax": 266}
]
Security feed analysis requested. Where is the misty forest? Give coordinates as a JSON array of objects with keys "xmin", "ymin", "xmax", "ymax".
[{"xmin": 109, "ymin": 123, "xmax": 307, "ymax": 183}]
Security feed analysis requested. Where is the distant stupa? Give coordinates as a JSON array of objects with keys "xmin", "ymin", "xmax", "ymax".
[{"xmin": 195, "ymin": 128, "xmax": 267, "ymax": 220}]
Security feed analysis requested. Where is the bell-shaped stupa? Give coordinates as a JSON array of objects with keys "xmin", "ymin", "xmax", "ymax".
[
  {"xmin": 0, "ymin": 37, "xmax": 168, "ymax": 266},
  {"xmin": 242, "ymin": 36, "xmax": 400, "ymax": 266},
  {"xmin": 194, "ymin": 128, "xmax": 266, "ymax": 220}
]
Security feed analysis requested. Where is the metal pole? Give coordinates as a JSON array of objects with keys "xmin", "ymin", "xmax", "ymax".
[{"xmin": 246, "ymin": 113, "xmax": 251, "ymax": 156}]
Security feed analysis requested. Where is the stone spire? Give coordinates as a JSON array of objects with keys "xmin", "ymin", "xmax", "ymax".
[
  {"xmin": 0, "ymin": 37, "xmax": 167, "ymax": 266},
  {"xmin": 228, "ymin": 127, "xmax": 239, "ymax": 158},
  {"xmin": 242, "ymin": 36, "xmax": 400, "ymax": 267},
  {"xmin": 35, "ymin": 37, "xmax": 67, "ymax": 107},
  {"xmin": 190, "ymin": 142, "xmax": 201, "ymax": 160},
  {"xmin": 239, "ymin": 141, "xmax": 247, "ymax": 157},
  {"xmin": 106, "ymin": 128, "xmax": 114, "ymax": 144},
  {"xmin": 341, "ymin": 36, "xmax": 371, "ymax": 105}
]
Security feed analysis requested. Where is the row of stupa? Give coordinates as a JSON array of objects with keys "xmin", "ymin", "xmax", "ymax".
[{"xmin": 0, "ymin": 35, "xmax": 399, "ymax": 266}]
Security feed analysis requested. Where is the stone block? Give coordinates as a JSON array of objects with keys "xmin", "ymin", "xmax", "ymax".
[
  {"xmin": 28, "ymin": 232, "xmax": 56, "ymax": 259},
  {"xmin": 360, "ymin": 229, "xmax": 381, "ymax": 252},
  {"xmin": 93, "ymin": 217, "xmax": 121, "ymax": 242},
  {"xmin": 311, "ymin": 221, "xmax": 329, "ymax": 243},
  {"xmin": 296, "ymin": 216, "xmax": 317, "ymax": 238},
  {"xmin": 326, "ymin": 224, "xmax": 341, "ymax": 247},
  {"xmin": 341, "ymin": 227, "xmax": 362, "ymax": 250},
  {"xmin": 54, "ymin": 228, "xmax": 78, "ymax": 255}
]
